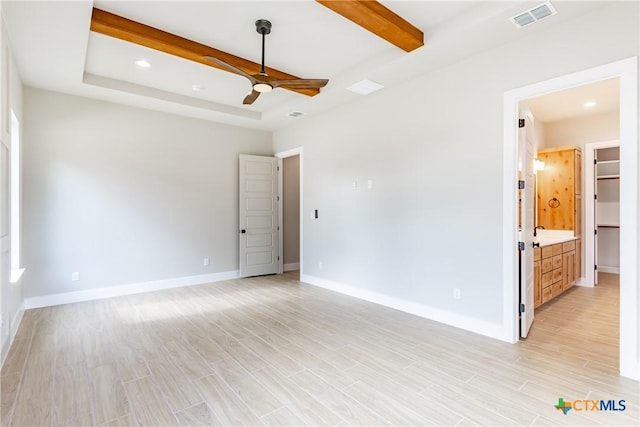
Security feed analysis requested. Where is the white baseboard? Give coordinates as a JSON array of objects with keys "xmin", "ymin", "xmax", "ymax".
[
  {"xmin": 284, "ymin": 262, "xmax": 300, "ymax": 272},
  {"xmin": 1, "ymin": 302, "xmax": 25, "ymax": 368},
  {"xmin": 24, "ymin": 270, "xmax": 240, "ymax": 309},
  {"xmin": 10, "ymin": 305, "xmax": 24, "ymax": 341},
  {"xmin": 300, "ymin": 274, "xmax": 506, "ymax": 342},
  {"xmin": 575, "ymin": 276, "xmax": 593, "ymax": 287},
  {"xmin": 598, "ymin": 266, "xmax": 620, "ymax": 274}
]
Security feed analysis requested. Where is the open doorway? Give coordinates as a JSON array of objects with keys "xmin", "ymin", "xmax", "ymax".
[
  {"xmin": 275, "ymin": 148, "xmax": 303, "ymax": 276},
  {"xmin": 282, "ymin": 155, "xmax": 300, "ymax": 272},
  {"xmin": 526, "ymin": 78, "xmax": 620, "ymax": 286},
  {"xmin": 585, "ymin": 141, "xmax": 620, "ymax": 287},
  {"xmin": 503, "ymin": 58, "xmax": 638, "ymax": 379},
  {"xmin": 519, "ymin": 79, "xmax": 620, "ymax": 364}
]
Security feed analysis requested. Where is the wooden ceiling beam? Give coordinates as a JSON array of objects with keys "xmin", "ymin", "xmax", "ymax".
[
  {"xmin": 90, "ymin": 8, "xmax": 320, "ymax": 97},
  {"xmin": 316, "ymin": 0, "xmax": 423, "ymax": 52}
]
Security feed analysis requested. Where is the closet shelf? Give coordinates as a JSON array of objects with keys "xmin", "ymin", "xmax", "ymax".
[
  {"xmin": 597, "ymin": 174, "xmax": 620, "ymax": 180},
  {"xmin": 597, "ymin": 224, "xmax": 620, "ymax": 228},
  {"xmin": 597, "ymin": 160, "xmax": 620, "ymax": 165}
]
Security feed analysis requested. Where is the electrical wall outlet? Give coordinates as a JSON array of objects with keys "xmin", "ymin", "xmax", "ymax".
[
  {"xmin": 72, "ymin": 272, "xmax": 80, "ymax": 281},
  {"xmin": 453, "ymin": 288, "xmax": 461, "ymax": 300}
]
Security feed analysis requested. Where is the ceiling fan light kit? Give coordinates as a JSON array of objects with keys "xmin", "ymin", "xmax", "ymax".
[
  {"xmin": 204, "ymin": 18, "xmax": 329, "ymax": 105},
  {"xmin": 253, "ymin": 83, "xmax": 273, "ymax": 93}
]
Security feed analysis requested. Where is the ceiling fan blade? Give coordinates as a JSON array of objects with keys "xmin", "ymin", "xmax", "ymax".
[
  {"xmin": 270, "ymin": 79, "xmax": 329, "ymax": 89},
  {"xmin": 243, "ymin": 90, "xmax": 261, "ymax": 105},
  {"xmin": 204, "ymin": 56, "xmax": 257, "ymax": 84}
]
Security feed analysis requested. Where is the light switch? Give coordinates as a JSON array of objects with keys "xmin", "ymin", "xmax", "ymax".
[
  {"xmin": 352, "ymin": 180, "xmax": 358, "ymax": 189},
  {"xmin": 367, "ymin": 179, "xmax": 373, "ymax": 189}
]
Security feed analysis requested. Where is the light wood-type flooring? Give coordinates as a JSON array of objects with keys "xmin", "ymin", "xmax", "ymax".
[{"xmin": 1, "ymin": 271, "xmax": 638, "ymax": 426}]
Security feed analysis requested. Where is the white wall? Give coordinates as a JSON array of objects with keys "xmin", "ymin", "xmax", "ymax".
[
  {"xmin": 543, "ymin": 110, "xmax": 619, "ymax": 149},
  {"xmin": 1, "ymin": 8, "xmax": 25, "ymax": 363},
  {"xmin": 532, "ymin": 119, "xmax": 546, "ymax": 153},
  {"xmin": 22, "ymin": 88, "xmax": 272, "ymax": 300},
  {"xmin": 273, "ymin": 2, "xmax": 639, "ymax": 337},
  {"xmin": 283, "ymin": 155, "xmax": 300, "ymax": 268}
]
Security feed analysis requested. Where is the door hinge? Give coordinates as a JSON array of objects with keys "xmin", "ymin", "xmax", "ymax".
[
  {"xmin": 278, "ymin": 256, "xmax": 280, "ymax": 261},
  {"xmin": 277, "ymin": 166, "xmax": 280, "ymax": 171},
  {"xmin": 595, "ymin": 194, "xmax": 598, "ymax": 200},
  {"xmin": 520, "ymin": 303, "xmax": 525, "ymax": 313},
  {"xmin": 277, "ymin": 225, "xmax": 280, "ymax": 231},
  {"xmin": 594, "ymin": 229, "xmax": 598, "ymax": 235},
  {"xmin": 277, "ymin": 195, "xmax": 280, "ymax": 201},
  {"xmin": 518, "ymin": 241, "xmax": 525, "ymax": 251},
  {"xmin": 518, "ymin": 118, "xmax": 525, "ymax": 128},
  {"xmin": 594, "ymin": 159, "xmax": 598, "ymax": 165},
  {"xmin": 518, "ymin": 180, "xmax": 525, "ymax": 190},
  {"xmin": 595, "ymin": 264, "xmax": 598, "ymax": 270}
]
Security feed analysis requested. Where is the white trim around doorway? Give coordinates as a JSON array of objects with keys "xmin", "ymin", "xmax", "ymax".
[{"xmin": 502, "ymin": 57, "xmax": 638, "ymax": 380}]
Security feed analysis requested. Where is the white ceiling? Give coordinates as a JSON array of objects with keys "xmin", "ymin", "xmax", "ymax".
[
  {"xmin": 2, "ymin": 1, "xmax": 612, "ymax": 131},
  {"xmin": 526, "ymin": 77, "xmax": 620, "ymax": 123}
]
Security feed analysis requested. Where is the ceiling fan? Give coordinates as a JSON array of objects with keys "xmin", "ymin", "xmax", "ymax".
[{"xmin": 205, "ymin": 19, "xmax": 329, "ymax": 105}]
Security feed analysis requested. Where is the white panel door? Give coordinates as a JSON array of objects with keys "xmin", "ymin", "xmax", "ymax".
[
  {"xmin": 239, "ymin": 155, "xmax": 279, "ymax": 278},
  {"xmin": 520, "ymin": 114, "xmax": 535, "ymax": 338}
]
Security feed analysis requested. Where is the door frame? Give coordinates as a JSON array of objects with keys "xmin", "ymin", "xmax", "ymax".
[
  {"xmin": 584, "ymin": 139, "xmax": 620, "ymax": 288},
  {"xmin": 275, "ymin": 147, "xmax": 303, "ymax": 276},
  {"xmin": 502, "ymin": 57, "xmax": 638, "ymax": 380}
]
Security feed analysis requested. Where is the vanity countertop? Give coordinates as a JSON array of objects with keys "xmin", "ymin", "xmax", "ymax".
[{"xmin": 534, "ymin": 230, "xmax": 576, "ymax": 247}]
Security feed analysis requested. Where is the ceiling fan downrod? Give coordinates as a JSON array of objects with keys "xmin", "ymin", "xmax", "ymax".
[{"xmin": 255, "ymin": 19, "xmax": 271, "ymax": 76}]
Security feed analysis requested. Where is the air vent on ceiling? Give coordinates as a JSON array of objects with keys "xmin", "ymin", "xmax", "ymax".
[
  {"xmin": 510, "ymin": 2, "xmax": 557, "ymax": 28},
  {"xmin": 286, "ymin": 111, "xmax": 305, "ymax": 118}
]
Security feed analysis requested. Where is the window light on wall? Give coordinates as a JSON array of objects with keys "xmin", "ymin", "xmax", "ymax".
[{"xmin": 10, "ymin": 110, "xmax": 23, "ymax": 283}]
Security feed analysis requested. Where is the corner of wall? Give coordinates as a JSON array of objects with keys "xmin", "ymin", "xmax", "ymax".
[
  {"xmin": 300, "ymin": 273, "xmax": 508, "ymax": 342},
  {"xmin": 24, "ymin": 270, "xmax": 240, "ymax": 309}
]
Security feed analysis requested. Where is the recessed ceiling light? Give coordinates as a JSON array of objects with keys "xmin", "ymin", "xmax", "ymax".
[
  {"xmin": 346, "ymin": 79, "xmax": 384, "ymax": 96},
  {"xmin": 135, "ymin": 59, "xmax": 151, "ymax": 68},
  {"xmin": 191, "ymin": 84, "xmax": 205, "ymax": 92},
  {"xmin": 583, "ymin": 101, "xmax": 597, "ymax": 108}
]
